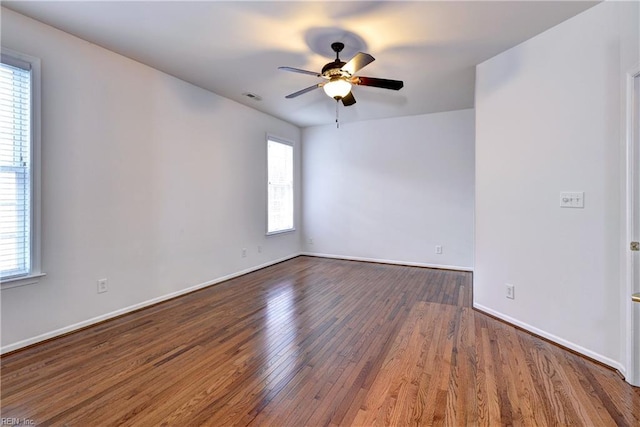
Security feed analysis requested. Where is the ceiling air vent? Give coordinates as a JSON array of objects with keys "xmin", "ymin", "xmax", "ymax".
[{"xmin": 242, "ymin": 92, "xmax": 262, "ymax": 101}]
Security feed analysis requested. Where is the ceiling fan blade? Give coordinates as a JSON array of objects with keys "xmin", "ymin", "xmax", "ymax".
[
  {"xmin": 278, "ymin": 66, "xmax": 322, "ymax": 77},
  {"xmin": 285, "ymin": 83, "xmax": 323, "ymax": 99},
  {"xmin": 341, "ymin": 92, "xmax": 356, "ymax": 106},
  {"xmin": 341, "ymin": 52, "xmax": 375, "ymax": 76},
  {"xmin": 354, "ymin": 76, "xmax": 404, "ymax": 91}
]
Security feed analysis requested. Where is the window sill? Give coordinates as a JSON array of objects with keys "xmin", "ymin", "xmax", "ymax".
[
  {"xmin": 1, "ymin": 273, "xmax": 46, "ymax": 290},
  {"xmin": 267, "ymin": 228, "xmax": 296, "ymax": 236}
]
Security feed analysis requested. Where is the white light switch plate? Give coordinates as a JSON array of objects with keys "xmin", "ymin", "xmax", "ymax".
[{"xmin": 560, "ymin": 192, "xmax": 584, "ymax": 208}]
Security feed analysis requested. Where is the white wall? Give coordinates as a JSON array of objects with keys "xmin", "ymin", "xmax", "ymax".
[
  {"xmin": 302, "ymin": 110, "xmax": 475, "ymax": 270},
  {"xmin": 475, "ymin": 1, "xmax": 639, "ymax": 372},
  {"xmin": 0, "ymin": 9, "xmax": 301, "ymax": 351}
]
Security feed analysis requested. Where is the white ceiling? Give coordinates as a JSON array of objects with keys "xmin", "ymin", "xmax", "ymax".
[{"xmin": 4, "ymin": 1, "xmax": 599, "ymax": 127}]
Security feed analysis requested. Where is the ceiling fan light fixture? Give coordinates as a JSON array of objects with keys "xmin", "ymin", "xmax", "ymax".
[{"xmin": 323, "ymin": 78, "xmax": 352, "ymax": 99}]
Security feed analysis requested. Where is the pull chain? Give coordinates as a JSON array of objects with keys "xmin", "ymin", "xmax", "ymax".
[{"xmin": 336, "ymin": 99, "xmax": 340, "ymax": 129}]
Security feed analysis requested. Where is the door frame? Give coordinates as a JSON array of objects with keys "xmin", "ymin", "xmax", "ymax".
[{"xmin": 624, "ymin": 64, "xmax": 640, "ymax": 387}]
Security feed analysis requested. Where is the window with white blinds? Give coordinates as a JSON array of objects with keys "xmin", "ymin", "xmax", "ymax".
[
  {"xmin": 0, "ymin": 53, "xmax": 33, "ymax": 280},
  {"xmin": 267, "ymin": 137, "xmax": 294, "ymax": 234}
]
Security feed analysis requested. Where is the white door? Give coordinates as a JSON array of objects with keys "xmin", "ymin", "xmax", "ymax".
[{"xmin": 627, "ymin": 71, "xmax": 640, "ymax": 387}]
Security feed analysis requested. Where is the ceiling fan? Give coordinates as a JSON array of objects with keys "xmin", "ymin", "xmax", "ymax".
[{"xmin": 278, "ymin": 42, "xmax": 404, "ymax": 107}]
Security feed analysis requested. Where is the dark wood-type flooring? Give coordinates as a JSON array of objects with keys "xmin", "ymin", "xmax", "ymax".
[{"xmin": 1, "ymin": 256, "xmax": 639, "ymax": 426}]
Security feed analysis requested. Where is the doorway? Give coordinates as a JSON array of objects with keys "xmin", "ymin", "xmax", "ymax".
[{"xmin": 625, "ymin": 69, "xmax": 640, "ymax": 387}]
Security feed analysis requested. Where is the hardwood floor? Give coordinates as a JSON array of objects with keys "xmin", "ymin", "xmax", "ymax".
[{"xmin": 1, "ymin": 256, "xmax": 638, "ymax": 426}]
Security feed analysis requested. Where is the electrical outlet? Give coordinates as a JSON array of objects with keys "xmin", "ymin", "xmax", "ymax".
[
  {"xmin": 242, "ymin": 248, "xmax": 247, "ymax": 258},
  {"xmin": 435, "ymin": 245, "xmax": 443, "ymax": 254},
  {"xmin": 308, "ymin": 238, "xmax": 314, "ymax": 245},
  {"xmin": 258, "ymin": 245, "xmax": 262, "ymax": 253},
  {"xmin": 506, "ymin": 284, "xmax": 515, "ymax": 299},
  {"xmin": 97, "ymin": 278, "xmax": 108, "ymax": 294}
]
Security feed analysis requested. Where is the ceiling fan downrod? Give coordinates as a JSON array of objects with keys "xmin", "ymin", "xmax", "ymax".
[{"xmin": 331, "ymin": 42, "xmax": 345, "ymax": 61}]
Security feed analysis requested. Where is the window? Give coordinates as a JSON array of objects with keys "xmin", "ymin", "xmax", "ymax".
[
  {"xmin": 1, "ymin": 49, "xmax": 41, "ymax": 285},
  {"xmin": 267, "ymin": 136, "xmax": 294, "ymax": 234}
]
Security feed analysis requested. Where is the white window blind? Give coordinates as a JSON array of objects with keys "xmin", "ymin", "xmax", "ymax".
[
  {"xmin": 0, "ymin": 55, "xmax": 32, "ymax": 280},
  {"xmin": 267, "ymin": 138, "xmax": 294, "ymax": 234}
]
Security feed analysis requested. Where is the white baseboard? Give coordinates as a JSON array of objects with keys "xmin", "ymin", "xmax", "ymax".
[
  {"xmin": 1, "ymin": 253, "xmax": 301, "ymax": 355},
  {"xmin": 301, "ymin": 251, "xmax": 473, "ymax": 272},
  {"xmin": 473, "ymin": 303, "xmax": 625, "ymax": 375}
]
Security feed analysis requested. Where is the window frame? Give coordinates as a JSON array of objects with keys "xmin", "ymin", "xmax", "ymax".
[
  {"xmin": 0, "ymin": 47, "xmax": 44, "ymax": 290},
  {"xmin": 266, "ymin": 134, "xmax": 295, "ymax": 236}
]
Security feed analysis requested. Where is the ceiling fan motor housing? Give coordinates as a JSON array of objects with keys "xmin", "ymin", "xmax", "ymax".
[
  {"xmin": 322, "ymin": 41, "xmax": 349, "ymax": 78},
  {"xmin": 322, "ymin": 60, "xmax": 347, "ymax": 77}
]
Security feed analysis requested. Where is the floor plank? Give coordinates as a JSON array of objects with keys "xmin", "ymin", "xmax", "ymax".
[{"xmin": 1, "ymin": 256, "xmax": 638, "ymax": 426}]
